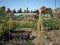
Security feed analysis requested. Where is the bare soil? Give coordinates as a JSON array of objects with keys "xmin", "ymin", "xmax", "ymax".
[{"xmin": 31, "ymin": 30, "xmax": 60, "ymax": 45}]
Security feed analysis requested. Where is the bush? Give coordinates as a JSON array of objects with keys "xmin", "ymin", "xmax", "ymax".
[
  {"xmin": 34, "ymin": 14, "xmax": 38, "ymax": 19},
  {"xmin": 43, "ymin": 18, "xmax": 59, "ymax": 30}
]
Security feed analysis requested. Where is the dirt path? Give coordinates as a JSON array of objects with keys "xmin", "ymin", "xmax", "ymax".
[{"xmin": 31, "ymin": 30, "xmax": 60, "ymax": 45}]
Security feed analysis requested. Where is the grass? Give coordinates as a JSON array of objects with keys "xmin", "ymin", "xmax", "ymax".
[{"xmin": 16, "ymin": 20, "xmax": 38, "ymax": 30}]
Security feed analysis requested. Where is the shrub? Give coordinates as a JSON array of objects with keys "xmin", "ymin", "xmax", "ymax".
[{"xmin": 34, "ymin": 14, "xmax": 38, "ymax": 19}]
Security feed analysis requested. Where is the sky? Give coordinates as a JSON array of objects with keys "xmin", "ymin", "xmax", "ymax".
[{"xmin": 0, "ymin": 0, "xmax": 60, "ymax": 11}]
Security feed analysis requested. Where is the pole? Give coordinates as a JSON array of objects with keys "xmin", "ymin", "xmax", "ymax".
[{"xmin": 37, "ymin": 8, "xmax": 43, "ymax": 34}]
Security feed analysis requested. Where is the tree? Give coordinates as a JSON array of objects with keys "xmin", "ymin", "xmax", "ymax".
[
  {"xmin": 24, "ymin": 10, "xmax": 26, "ymax": 13},
  {"xmin": 26, "ymin": 7, "xmax": 28, "ymax": 12},
  {"xmin": 26, "ymin": 7, "xmax": 29, "ymax": 13},
  {"xmin": 0, "ymin": 6, "xmax": 6, "ymax": 12},
  {"xmin": 17, "ymin": 8, "xmax": 22, "ymax": 13},
  {"xmin": 46, "ymin": 8, "xmax": 52, "ymax": 13},
  {"xmin": 31, "ymin": 10, "xmax": 33, "ymax": 13},
  {"xmin": 13, "ymin": 9, "xmax": 16, "ymax": 13},
  {"xmin": 6, "ymin": 8, "xmax": 11, "ymax": 13},
  {"xmin": 24, "ymin": 7, "xmax": 30, "ymax": 13}
]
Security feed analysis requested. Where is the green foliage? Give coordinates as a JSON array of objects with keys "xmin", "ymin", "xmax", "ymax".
[
  {"xmin": 6, "ymin": 8, "xmax": 11, "ymax": 13},
  {"xmin": 0, "ymin": 6, "xmax": 5, "ymax": 12},
  {"xmin": 16, "ymin": 15, "xmax": 24, "ymax": 21},
  {"xmin": 7, "ymin": 19, "xmax": 16, "ymax": 30},
  {"xmin": 16, "ymin": 21, "xmax": 37, "ymax": 30},
  {"xmin": 42, "ymin": 8, "xmax": 52, "ymax": 14},
  {"xmin": 57, "ymin": 13, "xmax": 60, "ymax": 18},
  {"xmin": 13, "ymin": 9, "xmax": 16, "ymax": 13},
  {"xmin": 43, "ymin": 18, "xmax": 54, "ymax": 27},
  {"xmin": 17, "ymin": 8, "xmax": 22, "ymax": 13},
  {"xmin": 25, "ymin": 40, "xmax": 32, "ymax": 45},
  {"xmin": 26, "ymin": 7, "xmax": 30, "ymax": 13},
  {"xmin": 46, "ymin": 9, "xmax": 52, "ymax": 14},
  {"xmin": 0, "ymin": 24, "xmax": 4, "ymax": 36},
  {"xmin": 0, "ymin": 12, "xmax": 16, "ymax": 37},
  {"xmin": 43, "ymin": 17, "xmax": 59, "ymax": 29},
  {"xmin": 53, "ymin": 18, "xmax": 59, "ymax": 28},
  {"xmin": 34, "ymin": 14, "xmax": 38, "ymax": 19}
]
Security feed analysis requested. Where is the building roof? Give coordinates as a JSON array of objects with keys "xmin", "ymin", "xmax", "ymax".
[{"xmin": 14, "ymin": 13, "xmax": 36, "ymax": 16}]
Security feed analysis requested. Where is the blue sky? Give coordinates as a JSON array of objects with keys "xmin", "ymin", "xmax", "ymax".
[{"xmin": 0, "ymin": 0, "xmax": 60, "ymax": 11}]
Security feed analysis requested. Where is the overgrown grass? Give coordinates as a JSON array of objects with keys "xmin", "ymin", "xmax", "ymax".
[{"xmin": 16, "ymin": 20, "xmax": 38, "ymax": 30}]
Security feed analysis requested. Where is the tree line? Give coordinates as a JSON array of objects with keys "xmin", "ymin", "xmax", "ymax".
[{"xmin": 0, "ymin": 6, "xmax": 38, "ymax": 13}]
